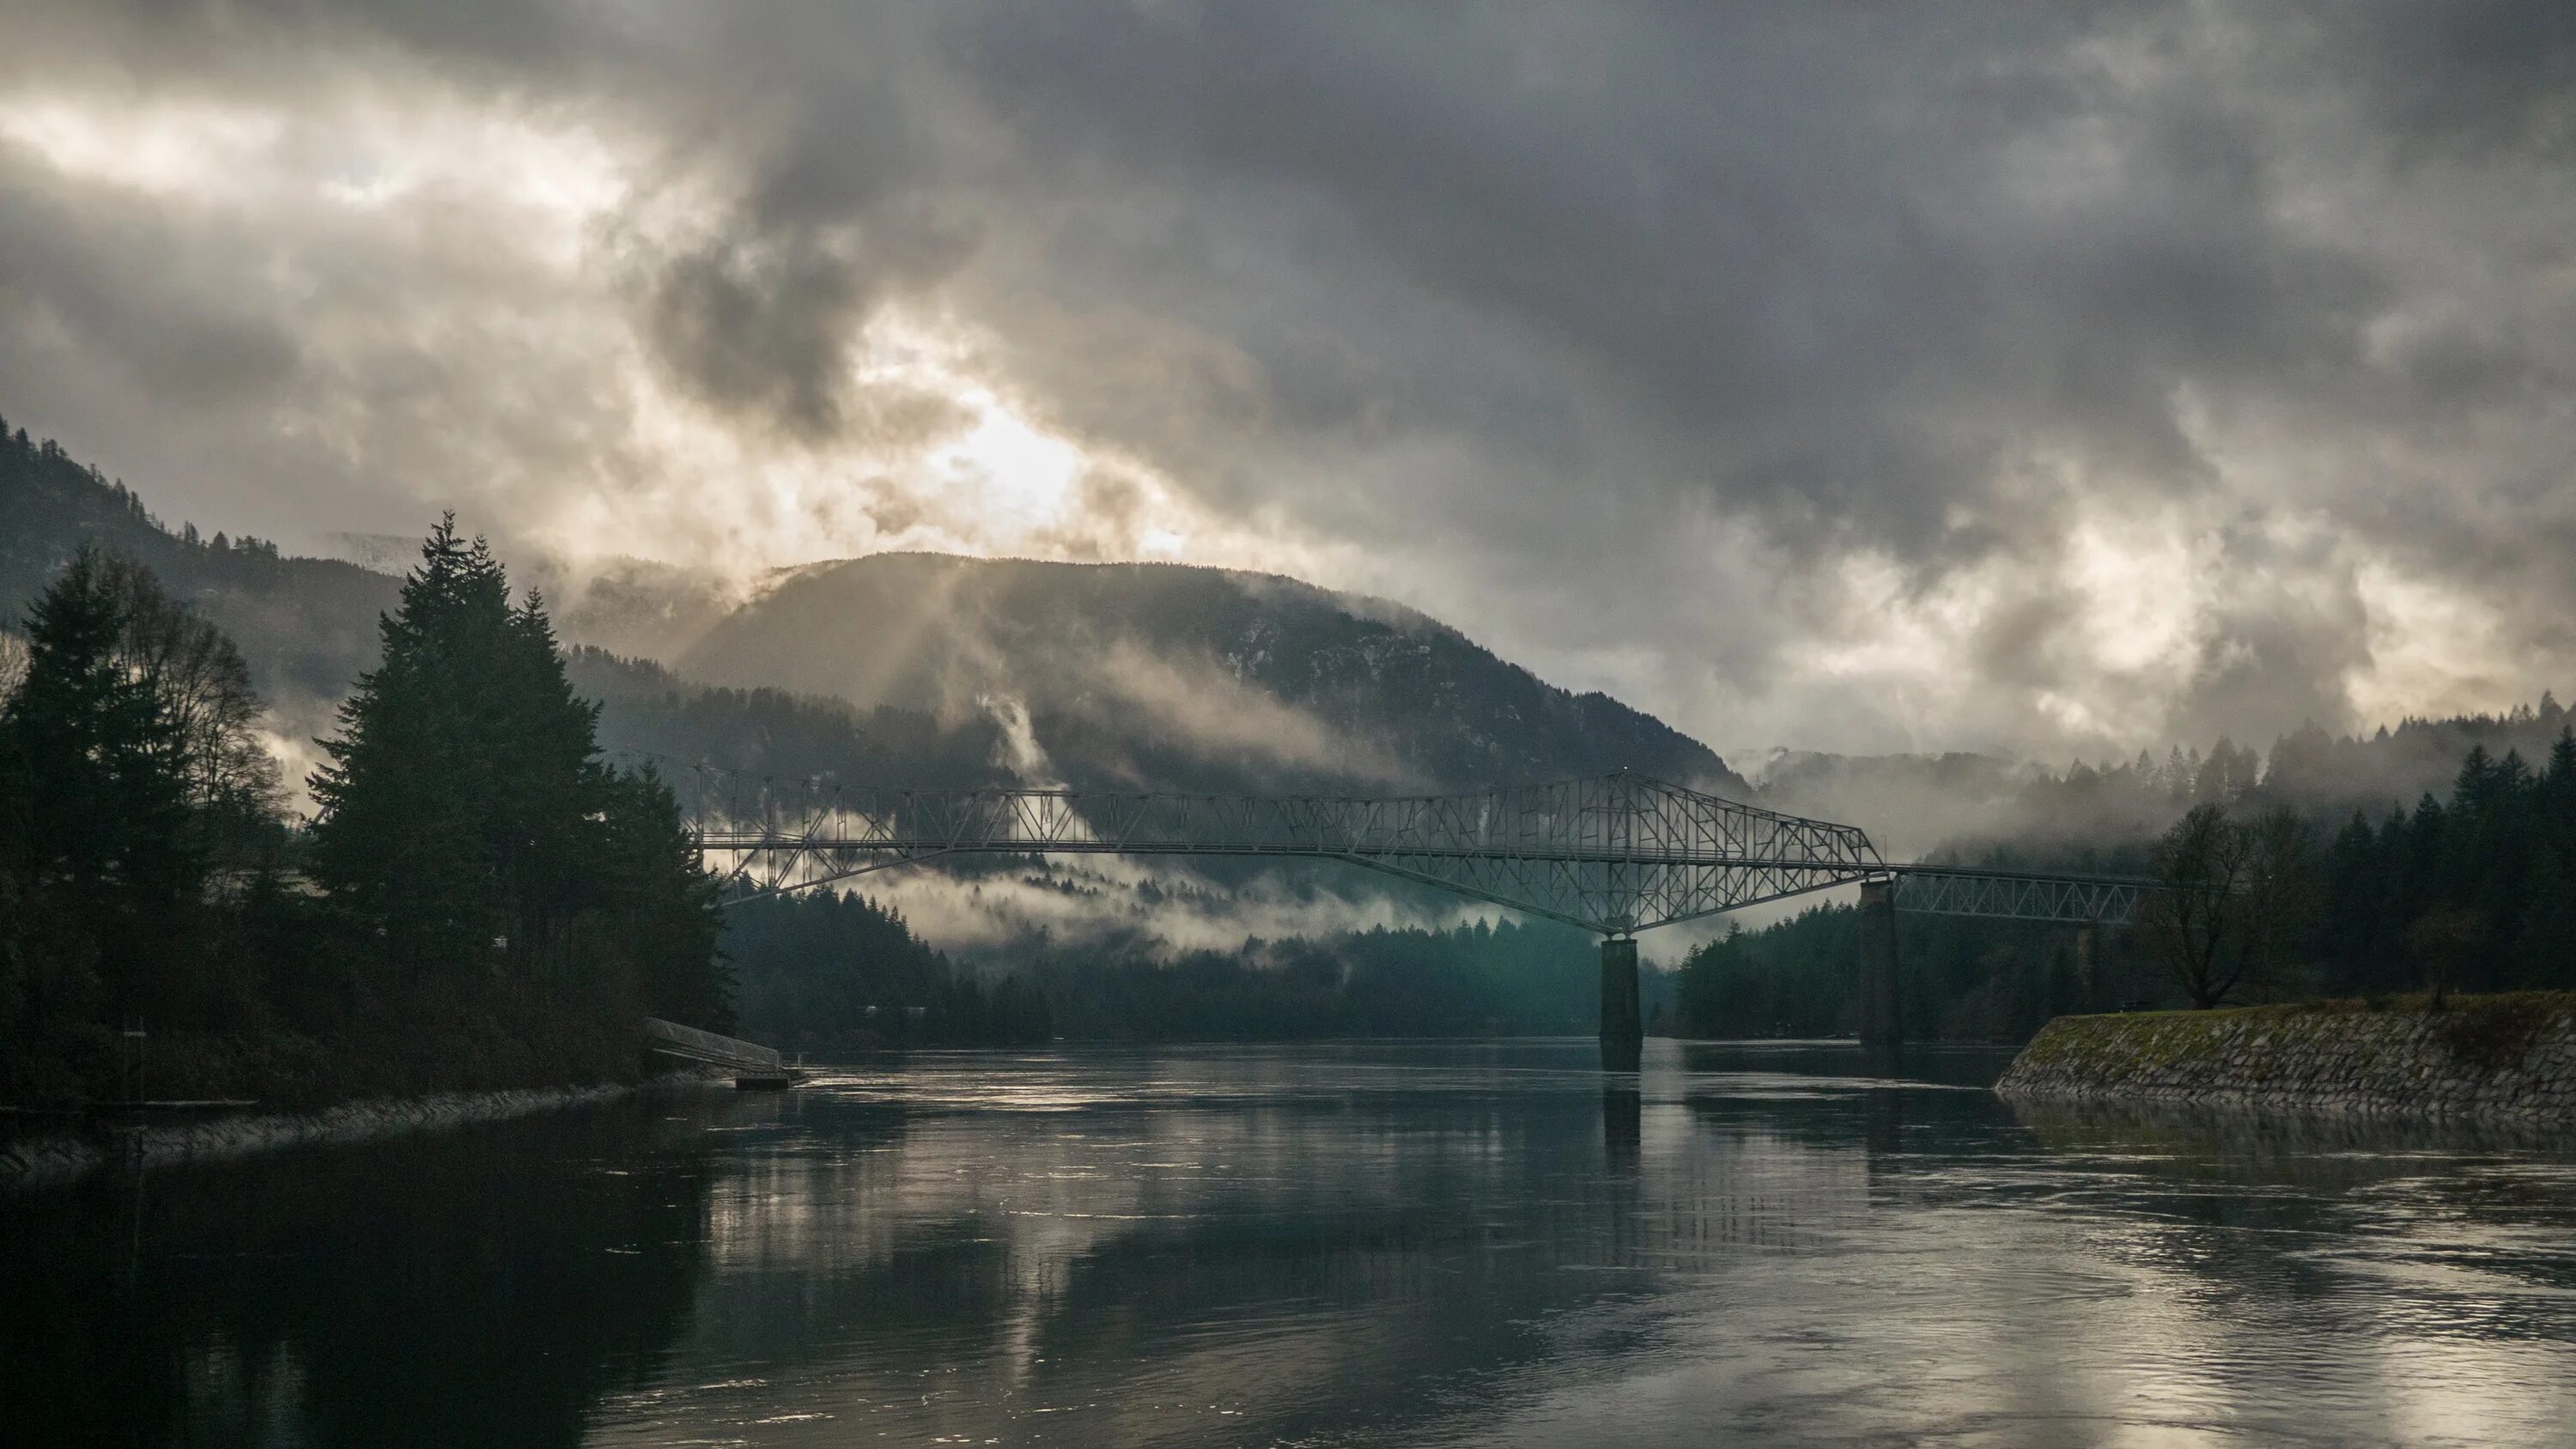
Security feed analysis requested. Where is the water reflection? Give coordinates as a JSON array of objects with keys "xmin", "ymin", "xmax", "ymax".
[
  {"xmin": 1602, "ymin": 1087, "xmax": 1641, "ymax": 1173},
  {"xmin": 3, "ymin": 1095, "xmax": 727, "ymax": 1446},
  {"xmin": 7, "ymin": 1040, "xmax": 2575, "ymax": 1446}
]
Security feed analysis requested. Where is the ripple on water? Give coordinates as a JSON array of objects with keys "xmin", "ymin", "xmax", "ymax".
[{"xmin": 7, "ymin": 1040, "xmax": 2574, "ymax": 1446}]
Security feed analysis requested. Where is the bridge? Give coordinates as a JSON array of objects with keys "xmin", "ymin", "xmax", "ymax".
[{"xmin": 655, "ymin": 763, "xmax": 2154, "ymax": 1070}]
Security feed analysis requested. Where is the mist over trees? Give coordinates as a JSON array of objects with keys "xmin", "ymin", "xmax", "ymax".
[
  {"xmin": 725, "ymin": 893, "xmax": 1050, "ymax": 1054},
  {"xmin": 1682, "ymin": 725, "xmax": 2576, "ymax": 1040}
]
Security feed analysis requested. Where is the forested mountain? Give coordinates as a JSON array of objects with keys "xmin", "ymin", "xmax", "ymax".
[
  {"xmin": 0, "ymin": 416, "xmax": 398, "ymax": 711},
  {"xmin": 672, "ymin": 553, "xmax": 1747, "ymax": 797},
  {"xmin": 1759, "ymin": 702, "xmax": 2576, "ymax": 867},
  {"xmin": 15, "ymin": 409, "xmax": 2575, "ymax": 1059}
]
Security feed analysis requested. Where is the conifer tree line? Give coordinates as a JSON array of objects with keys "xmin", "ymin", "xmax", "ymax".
[
  {"xmin": 2320, "ymin": 737, "xmax": 2576, "ymax": 997},
  {"xmin": 1680, "ymin": 724, "xmax": 2576, "ymax": 1040},
  {"xmin": 725, "ymin": 892, "xmax": 1053, "ymax": 1054},
  {"xmin": 0, "ymin": 523, "xmax": 730, "ymax": 1105}
]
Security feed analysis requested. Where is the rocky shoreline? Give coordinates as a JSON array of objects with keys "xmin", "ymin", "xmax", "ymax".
[
  {"xmin": 0, "ymin": 1076, "xmax": 721, "ymax": 1190},
  {"xmin": 1996, "ymin": 992, "xmax": 2576, "ymax": 1121}
]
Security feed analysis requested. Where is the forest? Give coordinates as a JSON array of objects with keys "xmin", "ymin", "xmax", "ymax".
[
  {"xmin": 718, "ymin": 900, "xmax": 1654, "ymax": 1049},
  {"xmin": 0, "ymin": 520, "xmax": 732, "ymax": 1106},
  {"xmin": 725, "ymin": 892, "xmax": 1052, "ymax": 1056},
  {"xmin": 1680, "ymin": 729, "xmax": 2576, "ymax": 1040}
]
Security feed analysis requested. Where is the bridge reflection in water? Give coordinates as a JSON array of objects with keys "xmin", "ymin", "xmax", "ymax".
[
  {"xmin": 16, "ymin": 1045, "xmax": 2575, "ymax": 1446},
  {"xmin": 645, "ymin": 761, "xmax": 2155, "ymax": 1070}
]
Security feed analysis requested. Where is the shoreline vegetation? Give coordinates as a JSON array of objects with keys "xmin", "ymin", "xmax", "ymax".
[
  {"xmin": 1677, "ymin": 722, "xmax": 2576, "ymax": 1043},
  {"xmin": 1, "ymin": 520, "xmax": 735, "ymax": 1110}
]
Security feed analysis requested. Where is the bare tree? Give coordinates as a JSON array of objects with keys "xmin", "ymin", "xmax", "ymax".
[
  {"xmin": 99, "ymin": 555, "xmax": 283, "ymax": 852},
  {"xmin": 2142, "ymin": 803, "xmax": 2246, "ymax": 1009},
  {"xmin": 2142, "ymin": 803, "xmax": 2319, "ymax": 1009}
]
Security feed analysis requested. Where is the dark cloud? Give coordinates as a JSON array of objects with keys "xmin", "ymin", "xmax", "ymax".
[
  {"xmin": 2320, "ymin": 0, "xmax": 2576, "ymax": 161},
  {"xmin": 629, "ymin": 215, "xmax": 975, "ymax": 442},
  {"xmin": 4, "ymin": 0, "xmax": 2574, "ymax": 761},
  {"xmin": 0, "ymin": 147, "xmax": 301, "ymax": 405}
]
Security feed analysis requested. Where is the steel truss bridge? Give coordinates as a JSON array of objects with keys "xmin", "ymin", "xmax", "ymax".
[
  {"xmin": 657, "ymin": 764, "xmax": 2154, "ymax": 935},
  {"xmin": 647, "ymin": 761, "xmax": 2156, "ymax": 1067}
]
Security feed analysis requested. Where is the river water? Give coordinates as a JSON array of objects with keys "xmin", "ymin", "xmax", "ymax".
[{"xmin": 9, "ymin": 1040, "xmax": 2576, "ymax": 1447}]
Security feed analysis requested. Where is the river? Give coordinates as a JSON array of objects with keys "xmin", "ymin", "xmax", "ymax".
[{"xmin": 9, "ymin": 1040, "xmax": 2576, "ymax": 1446}]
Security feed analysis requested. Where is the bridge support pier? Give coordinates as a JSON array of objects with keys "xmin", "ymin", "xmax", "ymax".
[
  {"xmin": 1858, "ymin": 879, "xmax": 1904, "ymax": 1047},
  {"xmin": 1600, "ymin": 936, "xmax": 1643, "ymax": 1072}
]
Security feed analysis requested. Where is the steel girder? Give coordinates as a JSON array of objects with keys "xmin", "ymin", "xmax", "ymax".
[
  {"xmin": 1887, "ymin": 868, "xmax": 2148, "ymax": 925},
  {"xmin": 680, "ymin": 768, "xmax": 1889, "ymax": 935}
]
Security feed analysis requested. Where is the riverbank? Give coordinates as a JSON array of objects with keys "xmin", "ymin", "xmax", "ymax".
[
  {"xmin": 1996, "ymin": 992, "xmax": 2576, "ymax": 1120},
  {"xmin": 0, "ymin": 1075, "xmax": 721, "ymax": 1190}
]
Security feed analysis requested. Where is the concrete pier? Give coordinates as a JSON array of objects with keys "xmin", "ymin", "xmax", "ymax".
[
  {"xmin": 1858, "ymin": 880, "xmax": 1905, "ymax": 1047},
  {"xmin": 1600, "ymin": 937, "xmax": 1643, "ymax": 1072}
]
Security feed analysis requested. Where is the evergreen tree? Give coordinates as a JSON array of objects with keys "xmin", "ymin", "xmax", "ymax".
[
  {"xmin": 598, "ymin": 765, "xmax": 730, "ymax": 1028},
  {"xmin": 307, "ymin": 519, "xmax": 512, "ymax": 972},
  {"xmin": 0, "ymin": 546, "xmax": 197, "ymax": 907},
  {"xmin": 308, "ymin": 518, "xmax": 732, "ymax": 1025},
  {"xmin": 308, "ymin": 518, "xmax": 615, "ymax": 973}
]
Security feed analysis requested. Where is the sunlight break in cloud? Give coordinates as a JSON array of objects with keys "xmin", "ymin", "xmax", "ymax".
[{"xmin": 6, "ymin": 1, "xmax": 2576, "ymax": 766}]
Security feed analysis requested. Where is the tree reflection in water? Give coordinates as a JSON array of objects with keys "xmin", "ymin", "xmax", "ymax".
[
  {"xmin": 9, "ymin": 1043, "xmax": 2576, "ymax": 1447},
  {"xmin": 2, "ymin": 1094, "xmax": 735, "ymax": 1447}
]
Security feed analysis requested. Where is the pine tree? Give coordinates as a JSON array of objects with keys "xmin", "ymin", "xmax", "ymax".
[
  {"xmin": 307, "ymin": 518, "xmax": 732, "ymax": 1026},
  {"xmin": 486, "ymin": 590, "xmax": 611, "ymax": 975},
  {"xmin": 0, "ymin": 546, "xmax": 197, "ymax": 906},
  {"xmin": 308, "ymin": 518, "xmax": 507, "ymax": 971},
  {"xmin": 598, "ymin": 765, "xmax": 730, "ymax": 1028}
]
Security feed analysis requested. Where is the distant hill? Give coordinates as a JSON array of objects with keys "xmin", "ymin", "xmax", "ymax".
[
  {"xmin": 1759, "ymin": 697, "xmax": 2576, "ymax": 870},
  {"xmin": 673, "ymin": 552, "xmax": 1749, "ymax": 797},
  {"xmin": 0, "ymin": 415, "xmax": 398, "ymax": 712}
]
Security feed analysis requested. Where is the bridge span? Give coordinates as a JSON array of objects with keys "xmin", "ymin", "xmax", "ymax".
[{"xmin": 653, "ymin": 763, "xmax": 2153, "ymax": 1070}]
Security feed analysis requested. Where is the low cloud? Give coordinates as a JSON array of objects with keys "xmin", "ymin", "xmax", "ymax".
[{"xmin": 1086, "ymin": 640, "xmax": 1423, "ymax": 791}]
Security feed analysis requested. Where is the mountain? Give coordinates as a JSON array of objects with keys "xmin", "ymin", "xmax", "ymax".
[
  {"xmin": 671, "ymin": 552, "xmax": 1748, "ymax": 797},
  {"xmin": 0, "ymin": 417, "xmax": 398, "ymax": 715},
  {"xmin": 1, "ymin": 414, "xmax": 1746, "ymax": 806}
]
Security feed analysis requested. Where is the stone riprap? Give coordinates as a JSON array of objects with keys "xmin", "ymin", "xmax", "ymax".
[
  {"xmin": 0, "ymin": 1078, "xmax": 712, "ymax": 1190},
  {"xmin": 1996, "ymin": 992, "xmax": 2576, "ymax": 1121}
]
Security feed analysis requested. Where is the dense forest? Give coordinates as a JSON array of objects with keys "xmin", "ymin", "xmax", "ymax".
[
  {"xmin": 1000, "ymin": 918, "xmax": 1643, "ymax": 1041},
  {"xmin": 0, "ymin": 518, "xmax": 732, "ymax": 1106},
  {"xmin": 720, "ymin": 897, "xmax": 1638, "ymax": 1049},
  {"xmin": 1682, "ymin": 729, "xmax": 2576, "ymax": 1040},
  {"xmin": 725, "ymin": 893, "xmax": 1050, "ymax": 1054}
]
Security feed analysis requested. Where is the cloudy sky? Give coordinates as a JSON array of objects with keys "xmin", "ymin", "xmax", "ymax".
[{"xmin": 4, "ymin": 2, "xmax": 2573, "ymax": 765}]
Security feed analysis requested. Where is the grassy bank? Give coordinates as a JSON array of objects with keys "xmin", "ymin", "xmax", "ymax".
[{"xmin": 1996, "ymin": 991, "xmax": 2576, "ymax": 1119}]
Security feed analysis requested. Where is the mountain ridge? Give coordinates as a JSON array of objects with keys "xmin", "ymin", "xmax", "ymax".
[
  {"xmin": 1, "ymin": 412, "xmax": 1747, "ymax": 804},
  {"xmin": 675, "ymin": 550, "xmax": 1748, "ymax": 798}
]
